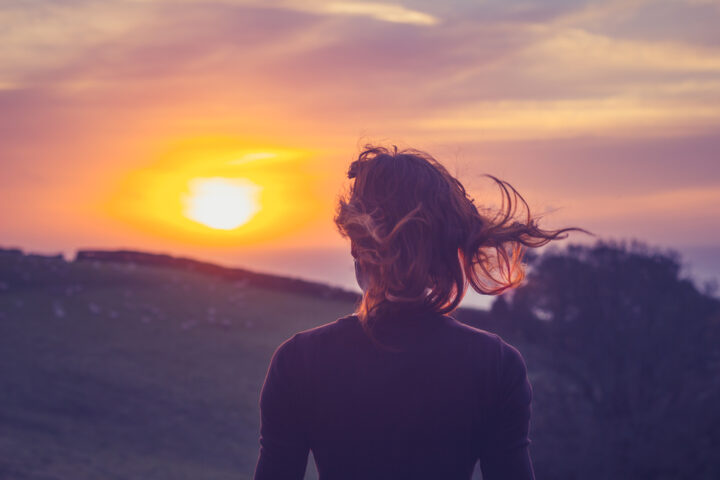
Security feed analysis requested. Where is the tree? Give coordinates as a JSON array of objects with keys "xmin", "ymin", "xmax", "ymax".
[{"xmin": 502, "ymin": 240, "xmax": 720, "ymax": 479}]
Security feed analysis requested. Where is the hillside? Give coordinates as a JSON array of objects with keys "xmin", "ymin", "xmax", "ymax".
[
  {"xmin": 2, "ymin": 242, "xmax": 718, "ymax": 479},
  {"xmin": 0, "ymin": 249, "xmax": 363, "ymax": 479}
]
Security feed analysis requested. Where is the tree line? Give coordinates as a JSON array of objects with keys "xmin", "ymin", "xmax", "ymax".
[{"xmin": 458, "ymin": 240, "xmax": 720, "ymax": 479}]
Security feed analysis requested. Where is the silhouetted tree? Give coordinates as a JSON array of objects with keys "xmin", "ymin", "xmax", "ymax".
[{"xmin": 500, "ymin": 240, "xmax": 720, "ymax": 479}]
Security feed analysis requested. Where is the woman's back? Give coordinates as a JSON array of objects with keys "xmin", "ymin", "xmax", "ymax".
[
  {"xmin": 253, "ymin": 144, "xmax": 583, "ymax": 479},
  {"xmin": 254, "ymin": 311, "xmax": 535, "ymax": 479}
]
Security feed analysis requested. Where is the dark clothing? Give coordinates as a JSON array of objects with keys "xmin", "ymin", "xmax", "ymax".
[{"xmin": 253, "ymin": 311, "xmax": 535, "ymax": 480}]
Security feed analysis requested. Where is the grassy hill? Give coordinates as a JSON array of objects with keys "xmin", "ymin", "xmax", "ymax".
[
  {"xmin": 3, "ymin": 245, "xmax": 718, "ymax": 479},
  {"xmin": 0, "ymin": 250, "xmax": 359, "ymax": 479}
]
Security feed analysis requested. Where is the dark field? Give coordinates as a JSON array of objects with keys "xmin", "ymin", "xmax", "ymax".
[
  {"xmin": 0, "ymin": 252, "xmax": 357, "ymax": 479},
  {"xmin": 2, "ymin": 243, "xmax": 719, "ymax": 480}
]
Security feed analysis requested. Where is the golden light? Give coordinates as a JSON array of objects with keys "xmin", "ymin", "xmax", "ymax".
[
  {"xmin": 104, "ymin": 136, "xmax": 328, "ymax": 246},
  {"xmin": 182, "ymin": 177, "xmax": 262, "ymax": 230}
]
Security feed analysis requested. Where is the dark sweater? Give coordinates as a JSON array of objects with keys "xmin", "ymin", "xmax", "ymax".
[{"xmin": 253, "ymin": 311, "xmax": 535, "ymax": 480}]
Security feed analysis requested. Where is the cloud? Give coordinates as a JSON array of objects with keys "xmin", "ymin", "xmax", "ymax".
[
  {"xmin": 311, "ymin": 2, "xmax": 438, "ymax": 25},
  {"xmin": 556, "ymin": 0, "xmax": 720, "ymax": 46},
  {"xmin": 443, "ymin": 133, "xmax": 720, "ymax": 198},
  {"xmin": 127, "ymin": 0, "xmax": 439, "ymax": 25},
  {"xmin": 413, "ymin": 97, "xmax": 720, "ymax": 141},
  {"xmin": 575, "ymin": 186, "xmax": 720, "ymax": 220},
  {"xmin": 0, "ymin": 1, "xmax": 152, "ymax": 86},
  {"xmin": 526, "ymin": 27, "xmax": 720, "ymax": 74},
  {"xmin": 3, "ymin": 0, "xmax": 719, "ymax": 141}
]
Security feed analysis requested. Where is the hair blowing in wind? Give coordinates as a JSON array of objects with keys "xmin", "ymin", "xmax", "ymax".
[{"xmin": 334, "ymin": 145, "xmax": 588, "ymax": 346}]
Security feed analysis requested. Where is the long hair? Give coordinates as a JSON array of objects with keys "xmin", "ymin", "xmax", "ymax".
[{"xmin": 334, "ymin": 145, "xmax": 588, "ymax": 350}]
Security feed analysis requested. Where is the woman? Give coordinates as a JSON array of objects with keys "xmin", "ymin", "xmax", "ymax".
[{"xmin": 254, "ymin": 145, "xmax": 584, "ymax": 479}]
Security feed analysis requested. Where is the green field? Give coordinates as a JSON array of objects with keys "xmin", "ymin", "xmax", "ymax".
[{"xmin": 0, "ymin": 254, "xmax": 357, "ymax": 479}]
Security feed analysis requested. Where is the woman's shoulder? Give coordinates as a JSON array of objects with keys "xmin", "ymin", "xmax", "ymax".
[
  {"xmin": 293, "ymin": 314, "xmax": 359, "ymax": 341},
  {"xmin": 441, "ymin": 315, "xmax": 510, "ymax": 348},
  {"xmin": 441, "ymin": 315, "xmax": 529, "ymax": 374},
  {"xmin": 272, "ymin": 314, "xmax": 360, "ymax": 355}
]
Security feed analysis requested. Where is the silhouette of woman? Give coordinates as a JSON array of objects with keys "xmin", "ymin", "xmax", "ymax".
[{"xmin": 254, "ymin": 145, "xmax": 582, "ymax": 479}]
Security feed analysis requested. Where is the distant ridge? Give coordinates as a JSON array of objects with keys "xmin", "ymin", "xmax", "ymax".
[
  {"xmin": 73, "ymin": 249, "xmax": 361, "ymax": 303},
  {"xmin": 2, "ymin": 247, "xmax": 489, "ymax": 320},
  {"xmin": 0, "ymin": 247, "xmax": 354, "ymax": 303}
]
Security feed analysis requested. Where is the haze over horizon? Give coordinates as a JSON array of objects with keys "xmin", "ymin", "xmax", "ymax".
[{"xmin": 2, "ymin": 0, "xmax": 719, "ymax": 309}]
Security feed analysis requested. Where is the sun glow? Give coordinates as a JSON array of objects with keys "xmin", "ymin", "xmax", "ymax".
[
  {"xmin": 104, "ymin": 137, "xmax": 327, "ymax": 246},
  {"xmin": 182, "ymin": 177, "xmax": 262, "ymax": 230}
]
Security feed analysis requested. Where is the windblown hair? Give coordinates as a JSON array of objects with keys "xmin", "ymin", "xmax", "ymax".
[{"xmin": 334, "ymin": 145, "xmax": 587, "ymax": 349}]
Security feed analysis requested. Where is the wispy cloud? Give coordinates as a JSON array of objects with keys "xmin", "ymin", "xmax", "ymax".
[
  {"xmin": 413, "ymin": 98, "xmax": 720, "ymax": 141},
  {"xmin": 525, "ymin": 27, "xmax": 720, "ymax": 74},
  {"xmin": 317, "ymin": 2, "xmax": 438, "ymax": 25},
  {"xmin": 127, "ymin": 0, "xmax": 439, "ymax": 25},
  {"xmin": 573, "ymin": 186, "xmax": 720, "ymax": 220},
  {"xmin": 0, "ymin": 1, "xmax": 152, "ymax": 86}
]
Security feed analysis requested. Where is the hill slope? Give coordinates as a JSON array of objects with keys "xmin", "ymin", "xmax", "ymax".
[{"xmin": 0, "ymin": 250, "xmax": 359, "ymax": 479}]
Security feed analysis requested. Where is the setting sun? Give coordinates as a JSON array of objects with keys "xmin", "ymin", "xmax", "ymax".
[{"xmin": 182, "ymin": 177, "xmax": 262, "ymax": 230}]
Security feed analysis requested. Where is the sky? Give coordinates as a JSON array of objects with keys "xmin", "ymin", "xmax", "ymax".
[{"xmin": 1, "ymin": 0, "xmax": 719, "ymax": 309}]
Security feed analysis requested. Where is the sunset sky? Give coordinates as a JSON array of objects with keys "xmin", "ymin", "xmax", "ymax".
[{"xmin": 2, "ymin": 0, "xmax": 719, "ymax": 308}]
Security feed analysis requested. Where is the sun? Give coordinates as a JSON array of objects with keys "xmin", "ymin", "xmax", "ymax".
[{"xmin": 182, "ymin": 177, "xmax": 262, "ymax": 230}]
